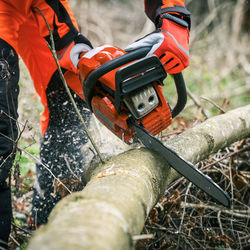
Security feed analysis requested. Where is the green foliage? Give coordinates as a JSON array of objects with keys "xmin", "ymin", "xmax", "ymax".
[
  {"xmin": 215, "ymin": 245, "xmax": 227, "ymax": 250},
  {"xmin": 162, "ymin": 65, "xmax": 249, "ymax": 121},
  {"xmin": 14, "ymin": 140, "xmax": 38, "ymax": 177}
]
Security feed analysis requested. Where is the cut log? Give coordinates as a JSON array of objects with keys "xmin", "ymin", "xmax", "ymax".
[{"xmin": 28, "ymin": 105, "xmax": 250, "ymax": 250}]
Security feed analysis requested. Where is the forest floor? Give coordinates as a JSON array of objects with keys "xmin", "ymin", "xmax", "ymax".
[
  {"xmin": 8, "ymin": 114, "xmax": 250, "ymax": 250},
  {"xmin": 135, "ymin": 138, "xmax": 250, "ymax": 249}
]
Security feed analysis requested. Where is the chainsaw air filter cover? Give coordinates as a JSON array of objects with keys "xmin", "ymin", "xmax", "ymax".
[{"xmin": 123, "ymin": 84, "xmax": 159, "ymax": 119}]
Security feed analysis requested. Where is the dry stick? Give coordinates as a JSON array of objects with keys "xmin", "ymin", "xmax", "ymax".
[
  {"xmin": 9, "ymin": 235, "xmax": 21, "ymax": 248},
  {"xmin": 177, "ymin": 182, "xmax": 192, "ymax": 248},
  {"xmin": 228, "ymin": 160, "xmax": 235, "ymax": 209},
  {"xmin": 147, "ymin": 224, "xmax": 206, "ymax": 250},
  {"xmin": 180, "ymin": 202, "xmax": 250, "ymax": 219},
  {"xmin": 11, "ymin": 222, "xmax": 32, "ymax": 236},
  {"xmin": 132, "ymin": 234, "xmax": 154, "ymax": 241},
  {"xmin": 63, "ymin": 156, "xmax": 82, "ymax": 182},
  {"xmin": 217, "ymin": 210, "xmax": 231, "ymax": 250},
  {"xmin": 22, "ymin": 147, "xmax": 72, "ymax": 195},
  {"xmin": 0, "ymin": 110, "xmax": 28, "ymax": 130},
  {"xmin": 32, "ymin": 7, "xmax": 104, "ymax": 163},
  {"xmin": 217, "ymin": 210, "xmax": 224, "ymax": 235},
  {"xmin": 201, "ymin": 144, "xmax": 250, "ymax": 170},
  {"xmin": 201, "ymin": 96, "xmax": 226, "ymax": 113},
  {"xmin": 0, "ymin": 131, "xmax": 72, "ymax": 194},
  {"xmin": 0, "ymin": 111, "xmax": 37, "ymax": 149},
  {"xmin": 186, "ymin": 88, "xmax": 209, "ymax": 119},
  {"xmin": 2, "ymin": 109, "xmax": 28, "ymax": 237}
]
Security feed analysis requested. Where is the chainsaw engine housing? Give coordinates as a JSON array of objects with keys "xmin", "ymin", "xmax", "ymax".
[{"xmin": 78, "ymin": 45, "xmax": 172, "ymax": 144}]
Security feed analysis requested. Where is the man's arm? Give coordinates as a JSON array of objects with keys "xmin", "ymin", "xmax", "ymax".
[
  {"xmin": 32, "ymin": 0, "xmax": 91, "ymax": 51},
  {"xmin": 144, "ymin": 0, "xmax": 190, "ymax": 28},
  {"xmin": 32, "ymin": 0, "xmax": 92, "ymax": 72},
  {"xmin": 126, "ymin": 1, "xmax": 191, "ymax": 74}
]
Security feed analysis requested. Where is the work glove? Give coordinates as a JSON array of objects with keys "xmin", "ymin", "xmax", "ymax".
[
  {"xmin": 125, "ymin": 14, "xmax": 190, "ymax": 74},
  {"xmin": 57, "ymin": 34, "xmax": 93, "ymax": 74}
]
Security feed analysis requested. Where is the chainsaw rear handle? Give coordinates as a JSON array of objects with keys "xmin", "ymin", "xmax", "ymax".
[
  {"xmin": 83, "ymin": 47, "xmax": 187, "ymax": 118},
  {"xmin": 171, "ymin": 73, "xmax": 187, "ymax": 118}
]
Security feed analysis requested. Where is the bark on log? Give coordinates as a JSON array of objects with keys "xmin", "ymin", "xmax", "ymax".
[{"xmin": 28, "ymin": 105, "xmax": 250, "ymax": 250}]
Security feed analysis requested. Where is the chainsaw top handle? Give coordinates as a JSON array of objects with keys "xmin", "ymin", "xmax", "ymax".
[{"xmin": 83, "ymin": 46, "xmax": 187, "ymax": 119}]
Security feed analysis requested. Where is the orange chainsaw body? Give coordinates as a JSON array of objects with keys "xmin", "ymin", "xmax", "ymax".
[{"xmin": 78, "ymin": 46, "xmax": 172, "ymax": 144}]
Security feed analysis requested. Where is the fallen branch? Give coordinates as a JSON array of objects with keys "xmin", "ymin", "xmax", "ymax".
[
  {"xmin": 28, "ymin": 105, "xmax": 250, "ymax": 250},
  {"xmin": 180, "ymin": 202, "xmax": 250, "ymax": 219}
]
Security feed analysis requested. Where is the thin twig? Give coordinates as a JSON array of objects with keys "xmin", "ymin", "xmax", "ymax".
[
  {"xmin": 63, "ymin": 156, "xmax": 82, "ymax": 181},
  {"xmin": 32, "ymin": 6, "xmax": 104, "ymax": 163},
  {"xmin": 186, "ymin": 88, "xmax": 209, "ymax": 119},
  {"xmin": 180, "ymin": 202, "xmax": 250, "ymax": 218},
  {"xmin": 9, "ymin": 235, "xmax": 21, "ymax": 248},
  {"xmin": 146, "ymin": 223, "xmax": 206, "ymax": 249},
  {"xmin": 177, "ymin": 182, "xmax": 192, "ymax": 247},
  {"xmin": 132, "ymin": 234, "xmax": 154, "ymax": 241},
  {"xmin": 201, "ymin": 96, "xmax": 226, "ymax": 113},
  {"xmin": 201, "ymin": 144, "xmax": 250, "ymax": 171},
  {"xmin": 17, "ymin": 146, "xmax": 72, "ymax": 195},
  {"xmin": 228, "ymin": 161, "xmax": 234, "ymax": 209},
  {"xmin": 217, "ymin": 210, "xmax": 225, "ymax": 235},
  {"xmin": 11, "ymin": 222, "xmax": 32, "ymax": 236}
]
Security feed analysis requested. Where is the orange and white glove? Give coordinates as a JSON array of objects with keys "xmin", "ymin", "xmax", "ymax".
[
  {"xmin": 57, "ymin": 34, "xmax": 93, "ymax": 74},
  {"xmin": 125, "ymin": 14, "xmax": 190, "ymax": 74}
]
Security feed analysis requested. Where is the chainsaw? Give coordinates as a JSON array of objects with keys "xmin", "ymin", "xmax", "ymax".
[{"xmin": 78, "ymin": 45, "xmax": 231, "ymax": 208}]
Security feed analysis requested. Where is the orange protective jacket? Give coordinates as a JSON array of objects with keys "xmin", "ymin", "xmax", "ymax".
[
  {"xmin": 0, "ymin": 0, "xmax": 85, "ymax": 135},
  {"xmin": 0, "ymin": 0, "xmax": 188, "ymax": 135},
  {"xmin": 144, "ymin": 0, "xmax": 189, "ymax": 24}
]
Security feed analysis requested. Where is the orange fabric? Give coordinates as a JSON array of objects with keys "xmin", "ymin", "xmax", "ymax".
[
  {"xmin": 144, "ymin": 0, "xmax": 189, "ymax": 24},
  {"xmin": 60, "ymin": 0, "xmax": 79, "ymax": 30},
  {"xmin": 32, "ymin": 0, "xmax": 78, "ymax": 41},
  {"xmin": 144, "ymin": 0, "xmax": 185, "ymax": 11},
  {"xmin": 0, "ymin": 0, "xmax": 78, "ymax": 43},
  {"xmin": 64, "ymin": 71, "xmax": 85, "ymax": 100},
  {"xmin": 0, "ymin": 0, "xmax": 82, "ymax": 135},
  {"xmin": 18, "ymin": 20, "xmax": 58, "ymax": 135},
  {"xmin": 162, "ymin": 0, "xmax": 185, "ymax": 8},
  {"xmin": 153, "ymin": 18, "xmax": 189, "ymax": 74}
]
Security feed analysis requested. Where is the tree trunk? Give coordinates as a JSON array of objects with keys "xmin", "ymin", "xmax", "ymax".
[{"xmin": 28, "ymin": 105, "xmax": 250, "ymax": 250}]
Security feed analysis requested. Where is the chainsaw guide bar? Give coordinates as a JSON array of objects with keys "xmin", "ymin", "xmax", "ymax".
[{"xmin": 131, "ymin": 119, "xmax": 231, "ymax": 208}]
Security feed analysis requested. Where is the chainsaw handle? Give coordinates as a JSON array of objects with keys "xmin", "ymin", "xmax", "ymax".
[
  {"xmin": 83, "ymin": 47, "xmax": 187, "ymax": 118},
  {"xmin": 83, "ymin": 47, "xmax": 151, "ymax": 111},
  {"xmin": 171, "ymin": 73, "xmax": 187, "ymax": 118}
]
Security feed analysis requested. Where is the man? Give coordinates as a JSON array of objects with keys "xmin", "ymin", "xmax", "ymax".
[{"xmin": 0, "ymin": 0, "xmax": 190, "ymax": 248}]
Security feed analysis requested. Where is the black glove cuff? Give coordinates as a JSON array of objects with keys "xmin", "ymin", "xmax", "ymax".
[
  {"xmin": 155, "ymin": 6, "xmax": 191, "ymax": 30},
  {"xmin": 74, "ymin": 33, "xmax": 93, "ymax": 49},
  {"xmin": 157, "ymin": 13, "xmax": 189, "ymax": 29}
]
